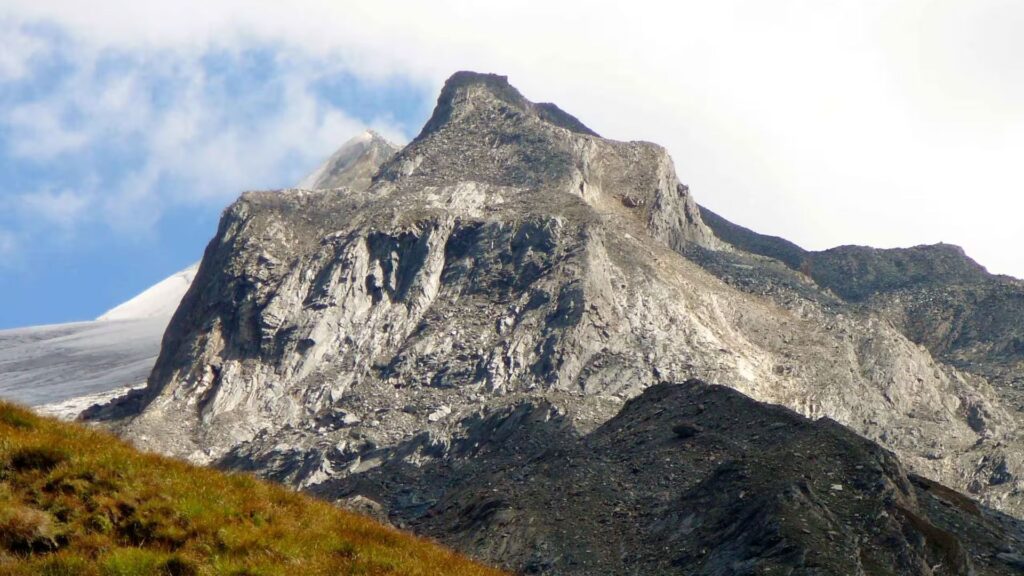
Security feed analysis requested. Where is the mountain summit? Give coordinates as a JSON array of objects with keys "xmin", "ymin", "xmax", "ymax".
[
  {"xmin": 93, "ymin": 72, "xmax": 1024, "ymax": 574},
  {"xmin": 414, "ymin": 71, "xmax": 600, "ymax": 140}
]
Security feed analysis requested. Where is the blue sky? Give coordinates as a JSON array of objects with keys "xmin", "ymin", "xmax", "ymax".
[
  {"xmin": 0, "ymin": 24, "xmax": 434, "ymax": 328},
  {"xmin": 2, "ymin": 1, "xmax": 1023, "ymax": 329}
]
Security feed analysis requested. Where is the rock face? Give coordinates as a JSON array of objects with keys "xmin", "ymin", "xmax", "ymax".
[
  {"xmin": 98, "ymin": 71, "xmax": 1024, "ymax": 566},
  {"xmin": 805, "ymin": 245, "xmax": 1024, "ymax": 408},
  {"xmin": 317, "ymin": 380, "xmax": 1024, "ymax": 575},
  {"xmin": 114, "ymin": 71, "xmax": 735, "ymax": 458}
]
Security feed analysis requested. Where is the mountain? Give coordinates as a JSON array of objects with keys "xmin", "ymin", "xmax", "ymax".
[
  {"xmin": 0, "ymin": 401, "xmax": 502, "ymax": 575},
  {"xmin": 0, "ymin": 132, "xmax": 399, "ymax": 412},
  {"xmin": 87, "ymin": 71, "xmax": 1024, "ymax": 573}
]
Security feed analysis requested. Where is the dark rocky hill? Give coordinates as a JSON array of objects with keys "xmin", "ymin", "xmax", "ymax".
[{"xmin": 318, "ymin": 380, "xmax": 1024, "ymax": 575}]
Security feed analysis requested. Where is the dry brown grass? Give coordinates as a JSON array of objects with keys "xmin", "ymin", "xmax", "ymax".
[{"xmin": 0, "ymin": 402, "xmax": 505, "ymax": 576}]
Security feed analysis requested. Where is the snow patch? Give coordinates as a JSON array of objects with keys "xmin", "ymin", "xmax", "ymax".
[{"xmin": 98, "ymin": 263, "xmax": 199, "ymax": 321}]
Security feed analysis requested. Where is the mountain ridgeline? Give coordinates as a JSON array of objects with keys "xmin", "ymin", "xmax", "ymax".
[
  {"xmin": 697, "ymin": 205, "xmax": 1024, "ymax": 411},
  {"xmin": 91, "ymin": 72, "xmax": 1024, "ymax": 574}
]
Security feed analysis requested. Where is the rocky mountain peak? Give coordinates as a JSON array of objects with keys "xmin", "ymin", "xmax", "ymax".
[
  {"xmin": 299, "ymin": 129, "xmax": 400, "ymax": 192},
  {"xmin": 416, "ymin": 71, "xmax": 599, "ymax": 140},
  {"xmin": 374, "ymin": 71, "xmax": 720, "ymax": 251},
  {"xmin": 805, "ymin": 242, "xmax": 992, "ymax": 300}
]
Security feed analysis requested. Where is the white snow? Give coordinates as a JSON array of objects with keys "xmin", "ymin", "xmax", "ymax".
[
  {"xmin": 2, "ymin": 265, "xmax": 197, "ymax": 412},
  {"xmin": 1, "ymin": 265, "xmax": 197, "ymax": 410},
  {"xmin": 0, "ymin": 318, "xmax": 166, "ymax": 407},
  {"xmin": 98, "ymin": 263, "xmax": 199, "ymax": 321}
]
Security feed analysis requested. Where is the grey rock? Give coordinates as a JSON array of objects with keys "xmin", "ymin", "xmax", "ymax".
[
  {"xmin": 996, "ymin": 552, "xmax": 1024, "ymax": 569},
  {"xmin": 427, "ymin": 405, "xmax": 451, "ymax": 422},
  {"xmin": 698, "ymin": 204, "xmax": 1024, "ymax": 513},
  {"xmin": 1, "ymin": 133, "xmax": 398, "ymax": 414}
]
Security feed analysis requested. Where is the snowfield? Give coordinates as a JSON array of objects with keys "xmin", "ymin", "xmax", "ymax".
[
  {"xmin": 0, "ymin": 263, "xmax": 199, "ymax": 409},
  {"xmin": 0, "ymin": 318, "xmax": 165, "ymax": 407}
]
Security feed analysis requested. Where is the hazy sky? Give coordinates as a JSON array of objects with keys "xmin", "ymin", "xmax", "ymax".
[{"xmin": 1, "ymin": 1, "xmax": 1022, "ymax": 328}]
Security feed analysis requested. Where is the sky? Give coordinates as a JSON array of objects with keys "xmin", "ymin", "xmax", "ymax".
[{"xmin": 1, "ymin": 1, "xmax": 1022, "ymax": 328}]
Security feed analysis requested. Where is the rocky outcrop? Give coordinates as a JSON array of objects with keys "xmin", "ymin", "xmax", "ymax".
[
  {"xmin": 98, "ymin": 71, "xmax": 1024, "ymax": 531},
  {"xmin": 804, "ymin": 245, "xmax": 1024, "ymax": 411},
  {"xmin": 699, "ymin": 204, "xmax": 1024, "ymax": 404},
  {"xmin": 317, "ymin": 380, "xmax": 1024, "ymax": 575}
]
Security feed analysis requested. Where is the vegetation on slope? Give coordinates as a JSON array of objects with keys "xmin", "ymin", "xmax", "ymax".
[{"xmin": 0, "ymin": 402, "xmax": 503, "ymax": 576}]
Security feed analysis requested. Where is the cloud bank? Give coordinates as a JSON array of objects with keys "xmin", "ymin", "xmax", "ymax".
[
  {"xmin": 1, "ymin": 1, "xmax": 1022, "ymax": 279},
  {"xmin": 0, "ymin": 28, "xmax": 414, "ymax": 247}
]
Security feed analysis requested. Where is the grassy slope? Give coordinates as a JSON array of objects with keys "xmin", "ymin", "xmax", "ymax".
[{"xmin": 0, "ymin": 403, "xmax": 503, "ymax": 576}]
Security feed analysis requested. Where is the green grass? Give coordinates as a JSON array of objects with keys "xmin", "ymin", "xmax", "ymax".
[{"xmin": 0, "ymin": 403, "xmax": 504, "ymax": 576}]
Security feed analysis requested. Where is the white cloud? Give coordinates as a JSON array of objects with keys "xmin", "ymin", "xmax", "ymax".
[
  {"xmin": 5, "ymin": 101, "xmax": 90, "ymax": 159},
  {"xmin": 0, "ymin": 24, "xmax": 47, "ymax": 81},
  {"xmin": 0, "ymin": 1, "xmax": 1022, "ymax": 277},
  {"xmin": 16, "ymin": 189, "xmax": 92, "ymax": 229},
  {"xmin": 0, "ymin": 31, "xmax": 401, "ymax": 237}
]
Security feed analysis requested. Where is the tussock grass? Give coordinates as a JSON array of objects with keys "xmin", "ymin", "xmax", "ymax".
[{"xmin": 0, "ymin": 403, "xmax": 503, "ymax": 576}]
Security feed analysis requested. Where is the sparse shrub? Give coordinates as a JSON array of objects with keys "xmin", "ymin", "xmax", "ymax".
[
  {"xmin": 0, "ymin": 406, "xmax": 35, "ymax": 430},
  {"xmin": 39, "ymin": 553, "xmax": 94, "ymax": 576},
  {"xmin": 0, "ymin": 505, "xmax": 59, "ymax": 553},
  {"xmin": 45, "ymin": 474, "xmax": 93, "ymax": 497},
  {"xmin": 8, "ymin": 446, "xmax": 68, "ymax": 473},
  {"xmin": 161, "ymin": 554, "xmax": 198, "ymax": 576},
  {"xmin": 119, "ymin": 510, "xmax": 186, "ymax": 548},
  {"xmin": 88, "ymin": 513, "xmax": 114, "ymax": 535},
  {"xmin": 65, "ymin": 532, "xmax": 109, "ymax": 558},
  {"xmin": 336, "ymin": 540, "xmax": 357, "ymax": 558},
  {"xmin": 100, "ymin": 547, "xmax": 166, "ymax": 576}
]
